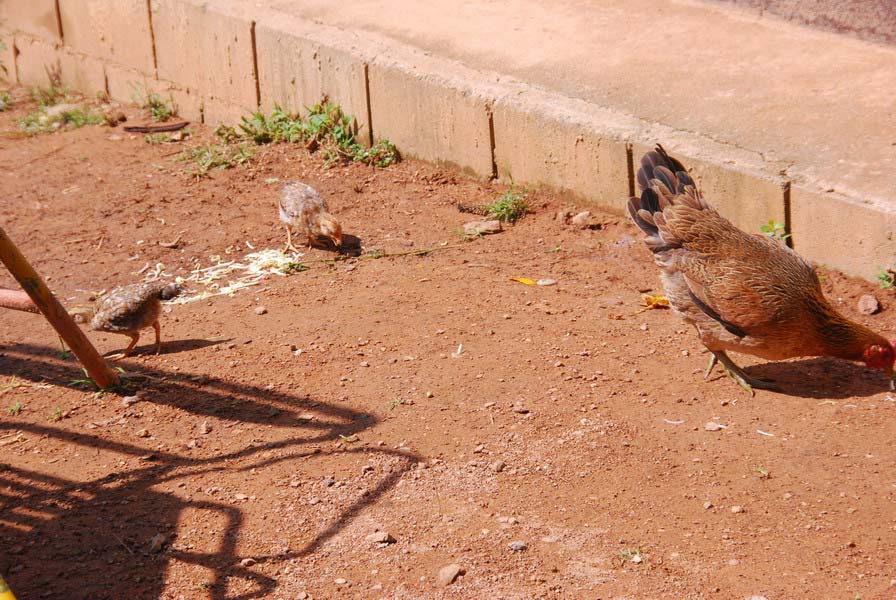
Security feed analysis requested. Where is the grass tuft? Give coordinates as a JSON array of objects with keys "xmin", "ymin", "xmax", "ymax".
[
  {"xmin": 17, "ymin": 104, "xmax": 105, "ymax": 135},
  {"xmin": 133, "ymin": 86, "xmax": 177, "ymax": 122},
  {"xmin": 180, "ymin": 143, "xmax": 255, "ymax": 178},
  {"xmin": 877, "ymin": 267, "xmax": 895, "ymax": 290},
  {"xmin": 230, "ymin": 99, "xmax": 400, "ymax": 167},
  {"xmin": 484, "ymin": 186, "xmax": 529, "ymax": 223}
]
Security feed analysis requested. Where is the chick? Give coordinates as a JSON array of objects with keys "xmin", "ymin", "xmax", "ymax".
[
  {"xmin": 74, "ymin": 282, "xmax": 183, "ymax": 360},
  {"xmin": 278, "ymin": 181, "xmax": 342, "ymax": 252}
]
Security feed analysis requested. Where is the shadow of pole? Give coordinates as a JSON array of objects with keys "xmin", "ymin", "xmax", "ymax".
[{"xmin": 0, "ymin": 345, "xmax": 421, "ymax": 600}]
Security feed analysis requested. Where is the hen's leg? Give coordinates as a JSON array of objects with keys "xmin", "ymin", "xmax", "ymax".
[
  {"xmin": 153, "ymin": 320, "xmax": 162, "ymax": 355},
  {"xmin": 709, "ymin": 350, "xmax": 780, "ymax": 395},
  {"xmin": 108, "ymin": 332, "xmax": 140, "ymax": 361}
]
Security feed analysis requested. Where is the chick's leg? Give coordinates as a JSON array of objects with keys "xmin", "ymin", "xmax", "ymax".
[
  {"xmin": 153, "ymin": 320, "xmax": 162, "ymax": 355},
  {"xmin": 283, "ymin": 226, "xmax": 300, "ymax": 254},
  {"xmin": 709, "ymin": 350, "xmax": 780, "ymax": 396},
  {"xmin": 108, "ymin": 332, "xmax": 140, "ymax": 361}
]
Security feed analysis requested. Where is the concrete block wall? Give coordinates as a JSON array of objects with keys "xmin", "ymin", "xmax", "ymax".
[{"xmin": 0, "ymin": 0, "xmax": 891, "ymax": 281}]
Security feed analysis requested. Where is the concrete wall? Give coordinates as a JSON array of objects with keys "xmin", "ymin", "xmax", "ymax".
[
  {"xmin": 706, "ymin": 0, "xmax": 896, "ymax": 45},
  {"xmin": 0, "ymin": 0, "xmax": 892, "ymax": 280}
]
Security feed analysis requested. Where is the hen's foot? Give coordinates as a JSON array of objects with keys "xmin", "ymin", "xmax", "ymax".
[{"xmin": 707, "ymin": 351, "xmax": 780, "ymax": 396}]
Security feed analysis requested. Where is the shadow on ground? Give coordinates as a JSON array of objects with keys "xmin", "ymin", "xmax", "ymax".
[
  {"xmin": 742, "ymin": 357, "xmax": 892, "ymax": 399},
  {"xmin": 0, "ymin": 344, "xmax": 418, "ymax": 600}
]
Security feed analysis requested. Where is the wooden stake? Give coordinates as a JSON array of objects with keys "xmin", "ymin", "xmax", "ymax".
[{"xmin": 0, "ymin": 225, "xmax": 120, "ymax": 389}]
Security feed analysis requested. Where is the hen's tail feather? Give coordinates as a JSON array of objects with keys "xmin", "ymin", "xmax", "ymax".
[{"xmin": 628, "ymin": 145, "xmax": 712, "ymax": 253}]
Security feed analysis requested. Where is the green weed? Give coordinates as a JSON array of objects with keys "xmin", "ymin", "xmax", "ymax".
[
  {"xmin": 760, "ymin": 220, "xmax": 791, "ymax": 242},
  {"xmin": 877, "ymin": 267, "xmax": 895, "ymax": 290},
  {"xmin": 133, "ymin": 86, "xmax": 177, "ymax": 122},
  {"xmin": 484, "ymin": 186, "xmax": 529, "ymax": 223},
  {"xmin": 232, "ymin": 99, "xmax": 400, "ymax": 167},
  {"xmin": 8, "ymin": 400, "xmax": 23, "ymax": 416},
  {"xmin": 0, "ymin": 89, "xmax": 11, "ymax": 112},
  {"xmin": 18, "ymin": 104, "xmax": 105, "ymax": 135},
  {"xmin": 180, "ymin": 143, "xmax": 255, "ymax": 177}
]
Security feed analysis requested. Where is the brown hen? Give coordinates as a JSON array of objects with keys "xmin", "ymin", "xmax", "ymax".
[
  {"xmin": 628, "ymin": 145, "xmax": 895, "ymax": 393},
  {"xmin": 278, "ymin": 181, "xmax": 342, "ymax": 252},
  {"xmin": 74, "ymin": 282, "xmax": 183, "ymax": 360}
]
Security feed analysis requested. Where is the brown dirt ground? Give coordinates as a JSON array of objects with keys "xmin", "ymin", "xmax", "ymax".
[{"xmin": 1, "ymin": 89, "xmax": 895, "ymax": 600}]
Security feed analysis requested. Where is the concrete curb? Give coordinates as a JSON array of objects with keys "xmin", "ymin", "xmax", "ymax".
[{"xmin": 1, "ymin": 0, "xmax": 892, "ymax": 280}]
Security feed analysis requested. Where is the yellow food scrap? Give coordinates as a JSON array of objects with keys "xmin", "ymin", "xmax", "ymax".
[
  {"xmin": 510, "ymin": 277, "xmax": 538, "ymax": 286},
  {"xmin": 635, "ymin": 293, "xmax": 670, "ymax": 313}
]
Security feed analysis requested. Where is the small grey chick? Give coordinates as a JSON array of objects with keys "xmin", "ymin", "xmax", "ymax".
[
  {"xmin": 278, "ymin": 181, "xmax": 343, "ymax": 252},
  {"xmin": 73, "ymin": 281, "xmax": 184, "ymax": 360}
]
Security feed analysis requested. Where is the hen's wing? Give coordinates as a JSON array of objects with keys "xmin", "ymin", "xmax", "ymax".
[{"xmin": 628, "ymin": 146, "xmax": 819, "ymax": 336}]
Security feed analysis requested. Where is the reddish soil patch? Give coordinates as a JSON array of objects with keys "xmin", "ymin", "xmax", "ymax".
[{"xmin": 1, "ymin": 90, "xmax": 895, "ymax": 600}]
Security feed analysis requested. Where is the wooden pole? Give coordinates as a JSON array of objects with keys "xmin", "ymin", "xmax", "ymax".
[{"xmin": 0, "ymin": 225, "xmax": 120, "ymax": 389}]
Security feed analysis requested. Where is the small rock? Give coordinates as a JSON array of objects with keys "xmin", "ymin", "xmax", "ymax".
[
  {"xmin": 703, "ymin": 501, "xmax": 713, "ymax": 510},
  {"xmin": 437, "ymin": 563, "xmax": 464, "ymax": 587},
  {"xmin": 631, "ymin": 554, "xmax": 643, "ymax": 564},
  {"xmin": 122, "ymin": 393, "xmax": 141, "ymax": 407},
  {"xmin": 536, "ymin": 278, "xmax": 557, "ymax": 286},
  {"xmin": 108, "ymin": 134, "xmax": 123, "ymax": 141},
  {"xmin": 254, "ymin": 306, "xmax": 268, "ymax": 315},
  {"xmin": 240, "ymin": 557, "xmax": 256, "ymax": 567},
  {"xmin": 571, "ymin": 211, "xmax": 592, "ymax": 228},
  {"xmin": 135, "ymin": 428, "xmax": 150, "ymax": 438},
  {"xmin": 296, "ymin": 593, "xmax": 309, "ymax": 600},
  {"xmin": 704, "ymin": 422, "xmax": 725, "ymax": 432},
  {"xmin": 148, "ymin": 533, "xmax": 166, "ymax": 553},
  {"xmin": 104, "ymin": 109, "xmax": 127, "ymax": 126},
  {"xmin": 490, "ymin": 460, "xmax": 506, "ymax": 473},
  {"xmin": 334, "ymin": 578, "xmax": 347, "ymax": 585},
  {"xmin": 365, "ymin": 531, "xmax": 396, "ymax": 546},
  {"xmin": 730, "ymin": 505, "xmax": 745, "ymax": 514},
  {"xmin": 235, "ymin": 493, "xmax": 248, "ymax": 501},
  {"xmin": 513, "ymin": 404, "xmax": 530, "ymax": 414},
  {"xmin": 463, "ymin": 220, "xmax": 502, "ymax": 236},
  {"xmin": 748, "ymin": 597, "xmax": 770, "ymax": 600},
  {"xmin": 857, "ymin": 294, "xmax": 880, "ymax": 315},
  {"xmin": 508, "ymin": 541, "xmax": 527, "ymax": 552},
  {"xmin": 199, "ymin": 420, "xmax": 211, "ymax": 435},
  {"xmin": 728, "ymin": 558, "xmax": 740, "ymax": 566},
  {"xmin": 360, "ymin": 361, "xmax": 370, "ymax": 367}
]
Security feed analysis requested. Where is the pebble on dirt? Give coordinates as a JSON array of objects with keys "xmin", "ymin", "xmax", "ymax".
[
  {"xmin": 437, "ymin": 563, "xmax": 464, "ymax": 587},
  {"xmin": 254, "ymin": 305, "xmax": 268, "ymax": 315},
  {"xmin": 857, "ymin": 294, "xmax": 880, "ymax": 315},
  {"xmin": 239, "ymin": 557, "xmax": 256, "ymax": 567},
  {"xmin": 463, "ymin": 220, "xmax": 502, "ymax": 236},
  {"xmin": 704, "ymin": 422, "xmax": 725, "ymax": 432},
  {"xmin": 731, "ymin": 505, "xmax": 745, "ymax": 514},
  {"xmin": 508, "ymin": 540, "xmax": 527, "ymax": 552},
  {"xmin": 365, "ymin": 531, "xmax": 396, "ymax": 546}
]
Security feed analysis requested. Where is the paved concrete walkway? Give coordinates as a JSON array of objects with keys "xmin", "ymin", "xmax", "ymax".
[{"xmin": 265, "ymin": 0, "xmax": 894, "ymax": 206}]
